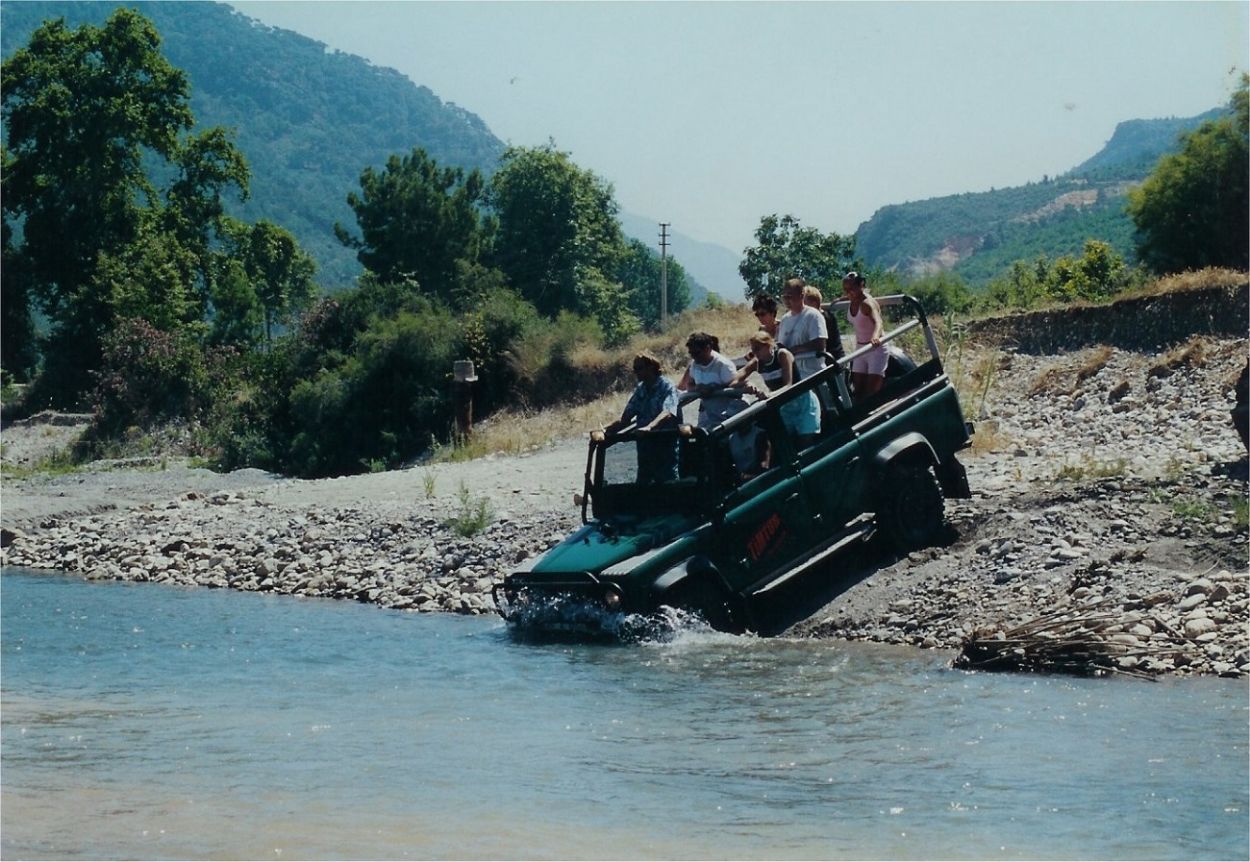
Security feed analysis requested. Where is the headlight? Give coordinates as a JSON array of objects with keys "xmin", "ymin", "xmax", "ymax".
[{"xmin": 602, "ymin": 584, "xmax": 623, "ymax": 611}]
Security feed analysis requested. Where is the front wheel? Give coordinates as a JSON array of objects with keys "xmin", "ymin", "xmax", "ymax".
[
  {"xmin": 662, "ymin": 572, "xmax": 741, "ymax": 633},
  {"xmin": 879, "ymin": 463, "xmax": 945, "ymax": 552}
]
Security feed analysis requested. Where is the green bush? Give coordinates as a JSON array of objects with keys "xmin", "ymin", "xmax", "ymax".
[
  {"xmin": 271, "ymin": 304, "xmax": 459, "ymax": 477},
  {"xmin": 90, "ymin": 318, "xmax": 239, "ymax": 438},
  {"xmin": 458, "ymin": 285, "xmax": 543, "ymax": 414}
]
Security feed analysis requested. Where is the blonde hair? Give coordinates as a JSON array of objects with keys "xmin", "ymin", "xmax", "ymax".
[
  {"xmin": 803, "ymin": 286, "xmax": 823, "ymax": 307},
  {"xmin": 749, "ymin": 331, "xmax": 776, "ymax": 349}
]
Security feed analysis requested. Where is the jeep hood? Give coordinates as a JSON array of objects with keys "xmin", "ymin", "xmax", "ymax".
[{"xmin": 527, "ymin": 514, "xmax": 702, "ymax": 575}]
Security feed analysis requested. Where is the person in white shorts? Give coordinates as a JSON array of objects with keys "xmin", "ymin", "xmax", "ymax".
[{"xmin": 842, "ymin": 271, "xmax": 887, "ymax": 402}]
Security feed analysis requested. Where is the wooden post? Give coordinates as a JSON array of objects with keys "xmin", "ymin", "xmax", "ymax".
[{"xmin": 453, "ymin": 360, "xmax": 478, "ymax": 439}]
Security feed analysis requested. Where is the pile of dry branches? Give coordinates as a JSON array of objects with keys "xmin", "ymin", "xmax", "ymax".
[{"xmin": 952, "ymin": 600, "xmax": 1180, "ymax": 680}]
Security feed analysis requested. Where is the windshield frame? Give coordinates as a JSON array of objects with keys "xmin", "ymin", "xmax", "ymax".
[{"xmin": 587, "ymin": 427, "xmax": 716, "ymax": 523}]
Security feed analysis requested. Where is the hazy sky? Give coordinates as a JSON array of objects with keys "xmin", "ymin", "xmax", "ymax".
[{"xmin": 229, "ymin": 1, "xmax": 1248, "ymax": 255}]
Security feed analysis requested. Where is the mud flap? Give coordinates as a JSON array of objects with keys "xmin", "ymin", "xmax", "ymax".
[{"xmin": 935, "ymin": 456, "xmax": 971, "ymax": 499}]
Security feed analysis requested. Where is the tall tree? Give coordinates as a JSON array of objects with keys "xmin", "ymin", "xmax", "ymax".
[
  {"xmin": 162, "ymin": 126, "xmax": 252, "ymax": 315},
  {"xmin": 1128, "ymin": 76, "xmax": 1249, "ymax": 274},
  {"xmin": 489, "ymin": 142, "xmax": 627, "ymax": 318},
  {"xmin": 1, "ymin": 9, "xmax": 247, "ymax": 402},
  {"xmin": 615, "ymin": 238, "xmax": 692, "ymax": 330},
  {"xmin": 335, "ymin": 148, "xmax": 489, "ymax": 302},
  {"xmin": 739, "ymin": 214, "xmax": 858, "ymax": 300},
  {"xmin": 1, "ymin": 212, "xmax": 38, "ymax": 381},
  {"xmin": 237, "ymin": 220, "xmax": 318, "ymax": 342}
]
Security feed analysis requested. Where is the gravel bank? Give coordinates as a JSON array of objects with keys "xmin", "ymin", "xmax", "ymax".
[{"xmin": 3, "ymin": 337, "xmax": 1247, "ymax": 677}]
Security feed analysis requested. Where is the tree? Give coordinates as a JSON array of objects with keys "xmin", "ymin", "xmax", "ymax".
[
  {"xmin": 92, "ymin": 222, "xmax": 201, "ymax": 332},
  {"xmin": 335, "ymin": 148, "xmax": 490, "ymax": 302},
  {"xmin": 1128, "ymin": 75, "xmax": 1249, "ymax": 273},
  {"xmin": 489, "ymin": 142, "xmax": 627, "ymax": 318},
  {"xmin": 1, "ymin": 210, "xmax": 38, "ymax": 381},
  {"xmin": 739, "ymin": 214, "xmax": 858, "ymax": 300},
  {"xmin": 236, "ymin": 220, "xmax": 318, "ymax": 342},
  {"xmin": 615, "ymin": 238, "xmax": 692, "ymax": 330},
  {"xmin": 209, "ymin": 259, "xmax": 264, "ymax": 348},
  {"xmin": 161, "ymin": 126, "xmax": 252, "ymax": 315},
  {"xmin": 1, "ymin": 9, "xmax": 248, "ymax": 402}
]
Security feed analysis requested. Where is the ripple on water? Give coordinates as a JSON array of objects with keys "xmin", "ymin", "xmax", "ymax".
[{"xmin": 2, "ymin": 567, "xmax": 1247, "ymax": 861}]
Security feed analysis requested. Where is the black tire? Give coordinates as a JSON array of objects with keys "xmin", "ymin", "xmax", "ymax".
[
  {"xmin": 879, "ymin": 462, "xmax": 945, "ymax": 552},
  {"xmin": 663, "ymin": 572, "xmax": 740, "ymax": 633}
]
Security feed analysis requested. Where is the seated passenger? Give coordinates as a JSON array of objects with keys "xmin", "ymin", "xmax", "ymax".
[
  {"xmin": 678, "ymin": 331, "xmax": 742, "ymax": 429},
  {"xmin": 727, "ymin": 421, "xmax": 771, "ymax": 483},
  {"xmin": 602, "ymin": 352, "xmax": 681, "ymax": 484},
  {"xmin": 730, "ymin": 332, "xmax": 820, "ymax": 447},
  {"xmin": 749, "ymin": 295, "xmax": 780, "ymax": 341},
  {"xmin": 740, "ymin": 295, "xmax": 781, "ymax": 367}
]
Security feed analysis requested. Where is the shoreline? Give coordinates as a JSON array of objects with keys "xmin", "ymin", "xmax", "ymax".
[{"xmin": 3, "ymin": 337, "xmax": 1247, "ymax": 677}]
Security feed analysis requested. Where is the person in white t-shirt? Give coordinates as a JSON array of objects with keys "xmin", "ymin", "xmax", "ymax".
[
  {"xmin": 678, "ymin": 331, "xmax": 742, "ymax": 429},
  {"xmin": 776, "ymin": 277, "xmax": 828, "ymax": 381}
]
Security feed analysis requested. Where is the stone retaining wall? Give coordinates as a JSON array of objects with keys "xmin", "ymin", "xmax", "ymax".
[{"xmin": 964, "ymin": 279, "xmax": 1249, "ymax": 354}]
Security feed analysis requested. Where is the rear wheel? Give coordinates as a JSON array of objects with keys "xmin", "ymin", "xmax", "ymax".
[{"xmin": 879, "ymin": 462, "xmax": 945, "ymax": 552}]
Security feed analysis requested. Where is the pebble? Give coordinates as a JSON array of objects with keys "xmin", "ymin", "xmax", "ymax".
[{"xmin": 3, "ymin": 338, "xmax": 1248, "ymax": 679}]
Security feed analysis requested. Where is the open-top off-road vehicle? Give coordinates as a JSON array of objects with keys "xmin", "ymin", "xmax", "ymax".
[{"xmin": 492, "ymin": 295, "xmax": 973, "ymax": 636}]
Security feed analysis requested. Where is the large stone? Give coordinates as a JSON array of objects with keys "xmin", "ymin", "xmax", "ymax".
[
  {"xmin": 1184, "ymin": 617, "xmax": 1218, "ymax": 638},
  {"xmin": 1178, "ymin": 593, "xmax": 1208, "ymax": 612}
]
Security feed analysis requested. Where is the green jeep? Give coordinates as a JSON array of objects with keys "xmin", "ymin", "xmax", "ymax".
[{"xmin": 492, "ymin": 295, "xmax": 973, "ymax": 636}]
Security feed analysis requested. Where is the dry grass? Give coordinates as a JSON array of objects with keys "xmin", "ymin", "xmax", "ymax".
[
  {"xmin": 1029, "ymin": 346, "xmax": 1115, "ymax": 397},
  {"xmin": 967, "ymin": 418, "xmax": 1011, "ymax": 455},
  {"xmin": 1148, "ymin": 336, "xmax": 1207, "ymax": 378},
  {"xmin": 432, "ymin": 392, "xmax": 632, "ymax": 463},
  {"xmin": 615, "ymin": 304, "xmax": 758, "ymax": 374},
  {"xmin": 1126, "ymin": 267, "xmax": 1247, "ymax": 299},
  {"xmin": 1074, "ymin": 345, "xmax": 1114, "ymax": 386},
  {"xmin": 953, "ymin": 350, "xmax": 999, "ymax": 416},
  {"xmin": 434, "ymin": 306, "xmax": 764, "ymax": 462}
]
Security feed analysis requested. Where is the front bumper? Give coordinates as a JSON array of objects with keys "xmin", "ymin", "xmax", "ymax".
[{"xmin": 492, "ymin": 574, "xmax": 633, "ymax": 635}]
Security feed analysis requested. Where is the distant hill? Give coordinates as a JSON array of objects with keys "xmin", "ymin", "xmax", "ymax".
[
  {"xmin": 1067, "ymin": 109, "xmax": 1224, "ymax": 180},
  {"xmin": 2, "ymin": 1, "xmax": 742, "ymax": 302},
  {"xmin": 854, "ymin": 109, "xmax": 1228, "ymax": 285},
  {"xmin": 617, "ymin": 212, "xmax": 747, "ymax": 304},
  {"xmin": 1, "ymin": 1, "xmax": 505, "ymax": 288}
]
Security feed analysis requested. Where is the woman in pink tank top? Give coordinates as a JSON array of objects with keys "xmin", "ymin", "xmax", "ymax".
[{"xmin": 843, "ymin": 271, "xmax": 886, "ymax": 402}]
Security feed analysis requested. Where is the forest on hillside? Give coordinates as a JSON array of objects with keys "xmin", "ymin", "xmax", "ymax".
[
  {"xmin": 3, "ymin": 6, "xmax": 1244, "ymax": 482},
  {"xmin": 1, "ymin": 1, "xmax": 505, "ymax": 288},
  {"xmin": 853, "ymin": 109, "xmax": 1228, "ymax": 284},
  {"xmin": 2, "ymin": 8, "xmax": 704, "ymax": 478}
]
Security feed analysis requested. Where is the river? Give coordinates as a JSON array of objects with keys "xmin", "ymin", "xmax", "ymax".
[{"xmin": 2, "ymin": 568, "xmax": 1246, "ymax": 860}]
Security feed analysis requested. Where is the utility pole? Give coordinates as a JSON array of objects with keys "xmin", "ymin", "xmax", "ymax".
[{"xmin": 658, "ymin": 222, "xmax": 670, "ymax": 328}]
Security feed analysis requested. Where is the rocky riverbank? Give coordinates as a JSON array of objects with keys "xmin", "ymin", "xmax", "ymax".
[{"xmin": 3, "ymin": 335, "xmax": 1247, "ymax": 677}]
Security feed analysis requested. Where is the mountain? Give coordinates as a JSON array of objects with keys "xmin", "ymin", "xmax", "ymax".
[
  {"xmin": 617, "ymin": 212, "xmax": 747, "ymax": 304},
  {"xmin": 1, "ymin": 1, "xmax": 506, "ymax": 288},
  {"xmin": 854, "ymin": 108, "xmax": 1228, "ymax": 285},
  {"xmin": 1067, "ymin": 109, "xmax": 1224, "ymax": 180},
  {"xmin": 2, "ymin": 1, "xmax": 744, "ymax": 303}
]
